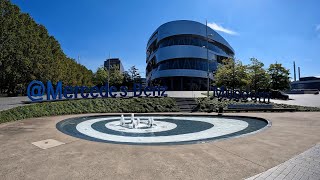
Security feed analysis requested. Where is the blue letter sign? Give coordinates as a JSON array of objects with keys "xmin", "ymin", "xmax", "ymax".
[{"xmin": 26, "ymin": 80, "xmax": 168, "ymax": 102}]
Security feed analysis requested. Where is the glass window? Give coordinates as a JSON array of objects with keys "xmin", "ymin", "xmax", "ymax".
[
  {"xmin": 157, "ymin": 35, "xmax": 234, "ymax": 57},
  {"xmin": 157, "ymin": 58, "xmax": 218, "ymax": 72}
]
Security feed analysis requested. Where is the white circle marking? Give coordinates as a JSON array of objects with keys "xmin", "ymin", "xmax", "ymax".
[
  {"xmin": 105, "ymin": 120, "xmax": 177, "ymax": 133},
  {"xmin": 76, "ymin": 116, "xmax": 249, "ymax": 143}
]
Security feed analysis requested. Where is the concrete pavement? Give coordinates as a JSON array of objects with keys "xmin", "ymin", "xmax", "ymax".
[
  {"xmin": 0, "ymin": 96, "xmax": 29, "ymax": 111},
  {"xmin": 271, "ymin": 94, "xmax": 320, "ymax": 108},
  {"xmin": 0, "ymin": 112, "xmax": 320, "ymax": 179},
  {"xmin": 246, "ymin": 144, "xmax": 320, "ymax": 179}
]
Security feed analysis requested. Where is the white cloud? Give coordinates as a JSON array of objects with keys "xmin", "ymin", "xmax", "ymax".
[{"xmin": 207, "ymin": 22, "xmax": 238, "ymax": 35}]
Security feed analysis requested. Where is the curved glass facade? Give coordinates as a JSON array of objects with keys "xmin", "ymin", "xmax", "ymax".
[
  {"xmin": 146, "ymin": 35, "xmax": 233, "ymax": 60},
  {"xmin": 146, "ymin": 20, "xmax": 235, "ymax": 90},
  {"xmin": 157, "ymin": 58, "xmax": 217, "ymax": 72},
  {"xmin": 158, "ymin": 35, "xmax": 234, "ymax": 57}
]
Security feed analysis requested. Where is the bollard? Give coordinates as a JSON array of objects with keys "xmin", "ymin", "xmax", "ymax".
[
  {"xmin": 218, "ymin": 107, "xmax": 224, "ymax": 115},
  {"xmin": 209, "ymin": 103, "xmax": 214, "ymax": 112}
]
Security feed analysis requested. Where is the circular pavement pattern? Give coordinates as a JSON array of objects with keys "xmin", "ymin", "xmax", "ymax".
[{"xmin": 56, "ymin": 115, "xmax": 269, "ymax": 145}]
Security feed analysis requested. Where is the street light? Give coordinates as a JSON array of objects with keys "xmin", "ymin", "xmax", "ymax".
[
  {"xmin": 107, "ymin": 53, "xmax": 111, "ymax": 90},
  {"xmin": 205, "ymin": 20, "xmax": 213, "ymax": 97}
]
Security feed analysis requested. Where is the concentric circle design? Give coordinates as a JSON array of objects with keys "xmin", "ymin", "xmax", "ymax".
[
  {"xmin": 105, "ymin": 120, "xmax": 177, "ymax": 133},
  {"xmin": 56, "ymin": 115, "xmax": 269, "ymax": 145}
]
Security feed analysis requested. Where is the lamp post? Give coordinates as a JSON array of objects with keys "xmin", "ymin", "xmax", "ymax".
[
  {"xmin": 205, "ymin": 20, "xmax": 213, "ymax": 97},
  {"xmin": 107, "ymin": 53, "xmax": 110, "ymax": 90}
]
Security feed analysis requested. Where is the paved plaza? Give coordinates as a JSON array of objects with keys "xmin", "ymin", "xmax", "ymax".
[
  {"xmin": 271, "ymin": 94, "xmax": 320, "ymax": 108},
  {"xmin": 0, "ymin": 96, "xmax": 29, "ymax": 111},
  {"xmin": 0, "ymin": 112, "xmax": 320, "ymax": 179},
  {"xmin": 1, "ymin": 92, "xmax": 319, "ymax": 179},
  {"xmin": 246, "ymin": 144, "xmax": 320, "ymax": 180}
]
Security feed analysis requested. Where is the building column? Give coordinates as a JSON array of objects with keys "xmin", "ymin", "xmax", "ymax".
[
  {"xmin": 180, "ymin": 77, "xmax": 183, "ymax": 91},
  {"xmin": 170, "ymin": 78, "xmax": 173, "ymax": 91}
]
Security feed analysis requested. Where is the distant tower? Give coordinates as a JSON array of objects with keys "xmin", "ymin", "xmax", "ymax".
[
  {"xmin": 298, "ymin": 67, "xmax": 301, "ymax": 81},
  {"xmin": 104, "ymin": 58, "xmax": 124, "ymax": 73},
  {"xmin": 293, "ymin": 61, "xmax": 296, "ymax": 81}
]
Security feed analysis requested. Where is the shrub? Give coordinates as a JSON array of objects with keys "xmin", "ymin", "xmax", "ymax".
[{"xmin": 0, "ymin": 97, "xmax": 179, "ymax": 124}]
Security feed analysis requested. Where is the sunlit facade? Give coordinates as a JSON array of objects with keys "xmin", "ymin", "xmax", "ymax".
[
  {"xmin": 146, "ymin": 20, "xmax": 235, "ymax": 90},
  {"xmin": 104, "ymin": 58, "xmax": 124, "ymax": 73}
]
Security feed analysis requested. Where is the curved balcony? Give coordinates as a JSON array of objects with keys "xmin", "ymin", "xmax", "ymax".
[
  {"xmin": 146, "ymin": 20, "xmax": 234, "ymax": 90},
  {"xmin": 154, "ymin": 45, "xmax": 217, "ymax": 63},
  {"xmin": 147, "ymin": 20, "xmax": 234, "ymax": 54}
]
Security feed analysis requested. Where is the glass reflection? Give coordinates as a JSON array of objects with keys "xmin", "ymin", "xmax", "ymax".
[
  {"xmin": 158, "ymin": 35, "xmax": 234, "ymax": 57},
  {"xmin": 157, "ymin": 58, "xmax": 217, "ymax": 72}
]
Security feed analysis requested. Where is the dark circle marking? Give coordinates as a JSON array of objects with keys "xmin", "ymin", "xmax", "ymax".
[
  {"xmin": 56, "ymin": 115, "xmax": 269, "ymax": 145},
  {"xmin": 91, "ymin": 119, "xmax": 213, "ymax": 137}
]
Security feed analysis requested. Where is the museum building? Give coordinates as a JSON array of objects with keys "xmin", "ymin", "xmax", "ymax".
[{"xmin": 146, "ymin": 20, "xmax": 235, "ymax": 90}]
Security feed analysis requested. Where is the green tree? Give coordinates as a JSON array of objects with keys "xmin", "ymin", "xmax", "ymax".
[
  {"xmin": 268, "ymin": 62, "xmax": 290, "ymax": 90},
  {"xmin": 108, "ymin": 65, "xmax": 124, "ymax": 86},
  {"xmin": 93, "ymin": 65, "xmax": 123, "ymax": 86},
  {"xmin": 214, "ymin": 58, "xmax": 249, "ymax": 90},
  {"xmin": 247, "ymin": 58, "xmax": 270, "ymax": 91},
  {"xmin": 122, "ymin": 71, "xmax": 132, "ymax": 87},
  {"xmin": 129, "ymin": 66, "xmax": 142, "ymax": 83},
  {"xmin": 0, "ymin": 0, "xmax": 93, "ymax": 95},
  {"xmin": 93, "ymin": 67, "xmax": 108, "ymax": 86}
]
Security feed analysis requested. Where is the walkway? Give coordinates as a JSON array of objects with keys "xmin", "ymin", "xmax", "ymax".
[
  {"xmin": 1, "ymin": 112, "xmax": 320, "ymax": 179},
  {"xmin": 246, "ymin": 144, "xmax": 320, "ymax": 180}
]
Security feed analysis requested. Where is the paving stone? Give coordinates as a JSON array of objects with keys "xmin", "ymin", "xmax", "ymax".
[
  {"xmin": 31, "ymin": 139, "xmax": 65, "ymax": 149},
  {"xmin": 246, "ymin": 144, "xmax": 320, "ymax": 180}
]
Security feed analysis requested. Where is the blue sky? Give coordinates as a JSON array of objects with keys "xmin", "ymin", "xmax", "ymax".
[{"xmin": 12, "ymin": 0, "xmax": 320, "ymax": 79}]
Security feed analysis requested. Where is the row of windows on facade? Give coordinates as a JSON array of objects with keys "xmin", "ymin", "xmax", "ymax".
[
  {"xmin": 146, "ymin": 55, "xmax": 228, "ymax": 74},
  {"xmin": 146, "ymin": 35, "xmax": 234, "ymax": 60},
  {"xmin": 149, "ymin": 77, "xmax": 210, "ymax": 91},
  {"xmin": 146, "ymin": 58, "xmax": 218, "ymax": 76}
]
